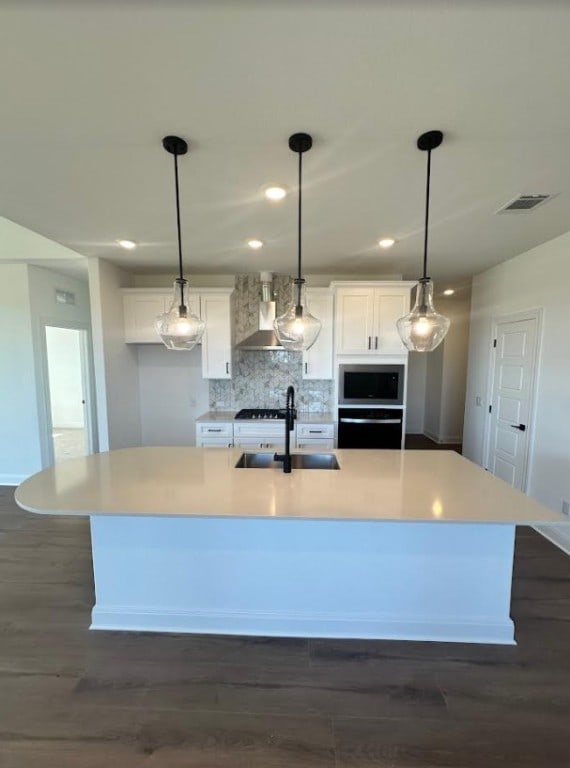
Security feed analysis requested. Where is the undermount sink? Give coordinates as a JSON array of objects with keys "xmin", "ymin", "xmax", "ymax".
[{"xmin": 235, "ymin": 452, "xmax": 340, "ymax": 470}]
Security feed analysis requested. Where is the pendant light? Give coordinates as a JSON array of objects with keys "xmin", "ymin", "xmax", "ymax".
[
  {"xmin": 273, "ymin": 132, "xmax": 321, "ymax": 352},
  {"xmin": 397, "ymin": 130, "xmax": 450, "ymax": 352},
  {"xmin": 155, "ymin": 135, "xmax": 205, "ymax": 351}
]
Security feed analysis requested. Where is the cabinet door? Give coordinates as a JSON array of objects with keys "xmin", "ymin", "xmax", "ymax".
[
  {"xmin": 373, "ymin": 290, "xmax": 410, "ymax": 354},
  {"xmin": 335, "ymin": 288, "xmax": 375, "ymax": 354},
  {"xmin": 123, "ymin": 292, "xmax": 169, "ymax": 343},
  {"xmin": 303, "ymin": 290, "xmax": 333, "ymax": 379},
  {"xmin": 200, "ymin": 293, "xmax": 232, "ymax": 379}
]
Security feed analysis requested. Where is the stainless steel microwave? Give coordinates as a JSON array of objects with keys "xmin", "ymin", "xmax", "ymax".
[{"xmin": 338, "ymin": 364, "xmax": 405, "ymax": 406}]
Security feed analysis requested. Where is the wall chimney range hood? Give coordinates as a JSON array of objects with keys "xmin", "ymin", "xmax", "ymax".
[{"xmin": 236, "ymin": 272, "xmax": 284, "ymax": 350}]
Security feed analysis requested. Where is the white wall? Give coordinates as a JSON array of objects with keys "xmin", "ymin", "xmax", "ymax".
[
  {"xmin": 138, "ymin": 346, "xmax": 209, "ymax": 446},
  {"xmin": 463, "ymin": 230, "xmax": 570, "ymax": 543},
  {"xmin": 405, "ymin": 352, "xmax": 427, "ymax": 433},
  {"xmin": 423, "ymin": 343, "xmax": 444, "ymax": 440},
  {"xmin": 422, "ymin": 290, "xmax": 471, "ymax": 444},
  {"xmin": 0, "ymin": 265, "xmax": 42, "ymax": 483},
  {"xmin": 0, "ymin": 264, "xmax": 92, "ymax": 482},
  {"xmin": 88, "ymin": 258, "xmax": 141, "ymax": 451}
]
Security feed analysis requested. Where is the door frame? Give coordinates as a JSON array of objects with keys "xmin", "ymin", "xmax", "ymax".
[
  {"xmin": 482, "ymin": 308, "xmax": 542, "ymax": 493},
  {"xmin": 39, "ymin": 319, "xmax": 99, "ymax": 467}
]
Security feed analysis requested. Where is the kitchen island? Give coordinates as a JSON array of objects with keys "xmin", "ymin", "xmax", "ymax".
[{"xmin": 15, "ymin": 447, "xmax": 568, "ymax": 644}]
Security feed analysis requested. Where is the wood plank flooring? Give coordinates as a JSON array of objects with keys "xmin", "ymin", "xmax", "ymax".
[{"xmin": 1, "ymin": 484, "xmax": 570, "ymax": 766}]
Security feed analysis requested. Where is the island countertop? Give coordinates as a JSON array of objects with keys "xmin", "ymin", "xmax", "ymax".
[{"xmin": 15, "ymin": 447, "xmax": 568, "ymax": 525}]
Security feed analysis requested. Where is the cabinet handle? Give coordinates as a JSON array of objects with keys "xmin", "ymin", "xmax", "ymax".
[
  {"xmin": 375, "ymin": 336, "xmax": 378, "ymax": 349},
  {"xmin": 309, "ymin": 430, "xmax": 322, "ymax": 434},
  {"xmin": 304, "ymin": 362, "xmax": 308, "ymax": 374},
  {"xmin": 368, "ymin": 336, "xmax": 372, "ymax": 350},
  {"xmin": 208, "ymin": 428, "xmax": 223, "ymax": 433},
  {"xmin": 226, "ymin": 361, "xmax": 229, "ymax": 374}
]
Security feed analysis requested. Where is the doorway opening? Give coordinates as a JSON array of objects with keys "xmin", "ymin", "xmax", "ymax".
[{"xmin": 44, "ymin": 325, "xmax": 95, "ymax": 463}]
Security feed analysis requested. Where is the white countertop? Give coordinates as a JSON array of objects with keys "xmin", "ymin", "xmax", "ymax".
[
  {"xmin": 196, "ymin": 411, "xmax": 336, "ymax": 424},
  {"xmin": 15, "ymin": 447, "xmax": 568, "ymax": 525}
]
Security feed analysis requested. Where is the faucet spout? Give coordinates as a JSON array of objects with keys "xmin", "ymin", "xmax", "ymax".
[{"xmin": 274, "ymin": 386, "xmax": 296, "ymax": 473}]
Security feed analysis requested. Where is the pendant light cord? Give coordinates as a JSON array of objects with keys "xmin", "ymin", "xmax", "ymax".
[
  {"xmin": 296, "ymin": 148, "xmax": 303, "ymax": 308},
  {"xmin": 422, "ymin": 148, "xmax": 431, "ymax": 281},
  {"xmin": 172, "ymin": 151, "xmax": 187, "ymax": 310}
]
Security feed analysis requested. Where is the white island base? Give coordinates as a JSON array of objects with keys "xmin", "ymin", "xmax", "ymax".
[{"xmin": 90, "ymin": 515, "xmax": 516, "ymax": 645}]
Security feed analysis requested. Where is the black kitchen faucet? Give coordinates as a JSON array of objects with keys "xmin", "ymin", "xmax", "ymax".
[{"xmin": 274, "ymin": 386, "xmax": 296, "ymax": 473}]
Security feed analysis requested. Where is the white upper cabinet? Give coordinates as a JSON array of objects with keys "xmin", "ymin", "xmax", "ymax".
[
  {"xmin": 200, "ymin": 291, "xmax": 232, "ymax": 380},
  {"xmin": 333, "ymin": 282, "xmax": 415, "ymax": 356},
  {"xmin": 302, "ymin": 288, "xmax": 333, "ymax": 379},
  {"xmin": 122, "ymin": 288, "xmax": 232, "ymax": 379},
  {"xmin": 123, "ymin": 289, "xmax": 170, "ymax": 343}
]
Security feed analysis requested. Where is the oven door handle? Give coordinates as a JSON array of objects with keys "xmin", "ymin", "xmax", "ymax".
[{"xmin": 340, "ymin": 417, "xmax": 402, "ymax": 424}]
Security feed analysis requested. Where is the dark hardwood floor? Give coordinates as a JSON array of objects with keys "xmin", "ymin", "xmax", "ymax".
[
  {"xmin": 405, "ymin": 434, "xmax": 462, "ymax": 453},
  {"xmin": 1, "ymin": 484, "xmax": 570, "ymax": 766}
]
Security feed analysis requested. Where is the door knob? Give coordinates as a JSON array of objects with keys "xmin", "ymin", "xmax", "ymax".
[{"xmin": 510, "ymin": 423, "xmax": 526, "ymax": 431}]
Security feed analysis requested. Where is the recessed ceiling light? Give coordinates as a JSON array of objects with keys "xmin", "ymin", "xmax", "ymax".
[
  {"xmin": 443, "ymin": 289, "xmax": 455, "ymax": 296},
  {"xmin": 247, "ymin": 239, "xmax": 264, "ymax": 250},
  {"xmin": 378, "ymin": 238, "xmax": 395, "ymax": 249},
  {"xmin": 264, "ymin": 186, "xmax": 287, "ymax": 202},
  {"xmin": 117, "ymin": 239, "xmax": 137, "ymax": 250}
]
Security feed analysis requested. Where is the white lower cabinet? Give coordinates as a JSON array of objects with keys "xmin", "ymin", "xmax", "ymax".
[
  {"xmin": 296, "ymin": 437, "xmax": 335, "ymax": 450},
  {"xmin": 196, "ymin": 422, "xmax": 233, "ymax": 447},
  {"xmin": 234, "ymin": 438, "xmax": 286, "ymax": 451},
  {"xmin": 296, "ymin": 422, "xmax": 335, "ymax": 450},
  {"xmin": 199, "ymin": 437, "xmax": 234, "ymax": 448},
  {"xmin": 233, "ymin": 422, "xmax": 288, "ymax": 451}
]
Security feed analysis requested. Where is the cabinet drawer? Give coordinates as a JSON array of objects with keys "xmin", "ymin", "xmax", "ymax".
[
  {"xmin": 297, "ymin": 423, "xmax": 334, "ymax": 439},
  {"xmin": 198, "ymin": 437, "xmax": 234, "ymax": 448},
  {"xmin": 197, "ymin": 423, "xmax": 233, "ymax": 438},
  {"xmin": 296, "ymin": 438, "xmax": 335, "ymax": 450},
  {"xmin": 233, "ymin": 423, "xmax": 286, "ymax": 438},
  {"xmin": 234, "ymin": 438, "xmax": 285, "ymax": 450}
]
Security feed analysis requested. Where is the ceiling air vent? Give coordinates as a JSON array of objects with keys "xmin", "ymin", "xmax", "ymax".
[{"xmin": 496, "ymin": 194, "xmax": 554, "ymax": 214}]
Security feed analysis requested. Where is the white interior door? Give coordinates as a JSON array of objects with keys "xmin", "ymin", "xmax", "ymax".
[{"xmin": 487, "ymin": 315, "xmax": 539, "ymax": 490}]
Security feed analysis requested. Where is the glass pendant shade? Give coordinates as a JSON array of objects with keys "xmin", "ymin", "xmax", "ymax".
[
  {"xmin": 397, "ymin": 279, "xmax": 450, "ymax": 352},
  {"xmin": 155, "ymin": 279, "xmax": 205, "ymax": 351},
  {"xmin": 274, "ymin": 280, "xmax": 322, "ymax": 352}
]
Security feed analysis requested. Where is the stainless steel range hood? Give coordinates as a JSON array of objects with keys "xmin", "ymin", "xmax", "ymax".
[{"xmin": 236, "ymin": 272, "xmax": 284, "ymax": 350}]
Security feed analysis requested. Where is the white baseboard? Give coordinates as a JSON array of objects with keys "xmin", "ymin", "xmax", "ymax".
[
  {"xmin": 0, "ymin": 474, "xmax": 28, "ymax": 486},
  {"xmin": 91, "ymin": 606, "xmax": 515, "ymax": 645},
  {"xmin": 423, "ymin": 430, "xmax": 462, "ymax": 445},
  {"xmin": 534, "ymin": 524, "xmax": 570, "ymax": 557}
]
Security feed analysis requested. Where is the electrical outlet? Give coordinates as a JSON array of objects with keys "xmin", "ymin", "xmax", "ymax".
[
  {"xmin": 475, "ymin": 396, "xmax": 482, "ymax": 407},
  {"xmin": 562, "ymin": 499, "xmax": 570, "ymax": 517}
]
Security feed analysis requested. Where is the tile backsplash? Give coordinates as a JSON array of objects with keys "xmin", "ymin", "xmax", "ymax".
[{"xmin": 209, "ymin": 274, "xmax": 333, "ymax": 413}]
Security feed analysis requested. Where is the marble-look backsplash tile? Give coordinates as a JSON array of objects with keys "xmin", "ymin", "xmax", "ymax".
[{"xmin": 209, "ymin": 274, "xmax": 333, "ymax": 413}]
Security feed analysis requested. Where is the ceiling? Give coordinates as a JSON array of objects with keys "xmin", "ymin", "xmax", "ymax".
[{"xmin": 2, "ymin": 1, "xmax": 570, "ymax": 287}]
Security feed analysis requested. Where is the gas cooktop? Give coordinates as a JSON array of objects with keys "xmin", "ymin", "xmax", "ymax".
[{"xmin": 235, "ymin": 408, "xmax": 286, "ymax": 420}]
